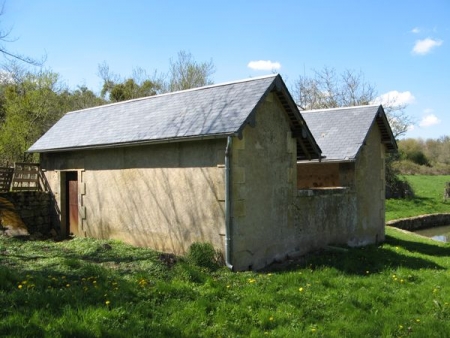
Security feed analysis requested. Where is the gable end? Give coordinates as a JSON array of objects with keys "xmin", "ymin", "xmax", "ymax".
[{"xmin": 375, "ymin": 106, "xmax": 398, "ymax": 152}]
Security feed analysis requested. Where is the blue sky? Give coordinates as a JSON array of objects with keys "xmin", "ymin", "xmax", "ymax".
[{"xmin": 2, "ymin": 0, "xmax": 449, "ymax": 139}]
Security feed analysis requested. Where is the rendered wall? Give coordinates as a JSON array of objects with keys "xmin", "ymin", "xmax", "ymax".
[
  {"xmin": 293, "ymin": 188, "xmax": 357, "ymax": 253},
  {"xmin": 41, "ymin": 139, "xmax": 227, "ymax": 254},
  {"xmin": 230, "ymin": 92, "xmax": 297, "ymax": 270},
  {"xmin": 352, "ymin": 125, "xmax": 386, "ymax": 245}
]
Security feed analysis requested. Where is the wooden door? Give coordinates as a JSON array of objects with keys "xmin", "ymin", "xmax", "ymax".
[{"xmin": 66, "ymin": 172, "xmax": 79, "ymax": 236}]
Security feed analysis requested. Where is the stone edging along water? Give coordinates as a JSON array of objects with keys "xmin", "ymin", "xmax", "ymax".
[{"xmin": 386, "ymin": 213, "xmax": 450, "ymax": 231}]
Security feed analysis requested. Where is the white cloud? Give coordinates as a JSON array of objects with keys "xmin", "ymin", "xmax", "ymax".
[
  {"xmin": 247, "ymin": 60, "xmax": 281, "ymax": 71},
  {"xmin": 411, "ymin": 27, "xmax": 420, "ymax": 34},
  {"xmin": 371, "ymin": 90, "xmax": 415, "ymax": 107},
  {"xmin": 412, "ymin": 38, "xmax": 443, "ymax": 55},
  {"xmin": 419, "ymin": 113, "xmax": 441, "ymax": 127}
]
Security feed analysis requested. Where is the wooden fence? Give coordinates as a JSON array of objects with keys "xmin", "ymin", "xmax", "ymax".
[
  {"xmin": 0, "ymin": 167, "xmax": 14, "ymax": 192},
  {"xmin": 0, "ymin": 163, "xmax": 44, "ymax": 192}
]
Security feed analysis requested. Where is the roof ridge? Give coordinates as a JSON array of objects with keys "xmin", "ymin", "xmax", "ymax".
[
  {"xmin": 300, "ymin": 104, "xmax": 380, "ymax": 113},
  {"xmin": 67, "ymin": 74, "xmax": 279, "ymax": 115}
]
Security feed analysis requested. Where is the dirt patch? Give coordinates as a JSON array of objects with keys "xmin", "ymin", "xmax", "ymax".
[{"xmin": 0, "ymin": 197, "xmax": 29, "ymax": 237}]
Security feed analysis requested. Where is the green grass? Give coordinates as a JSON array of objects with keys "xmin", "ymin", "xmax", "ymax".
[
  {"xmin": 386, "ymin": 175, "xmax": 450, "ymax": 221},
  {"xmin": 1, "ymin": 228, "xmax": 449, "ymax": 337}
]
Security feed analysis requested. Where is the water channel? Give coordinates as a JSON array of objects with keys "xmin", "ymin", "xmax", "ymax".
[{"xmin": 414, "ymin": 225, "xmax": 450, "ymax": 243}]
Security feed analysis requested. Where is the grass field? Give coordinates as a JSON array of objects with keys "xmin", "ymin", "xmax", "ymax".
[
  {"xmin": 0, "ymin": 175, "xmax": 449, "ymax": 337},
  {"xmin": 386, "ymin": 175, "xmax": 450, "ymax": 221}
]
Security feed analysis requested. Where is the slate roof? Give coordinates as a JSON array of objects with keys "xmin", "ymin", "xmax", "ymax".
[
  {"xmin": 300, "ymin": 105, "xmax": 397, "ymax": 162},
  {"xmin": 29, "ymin": 74, "xmax": 321, "ymax": 160}
]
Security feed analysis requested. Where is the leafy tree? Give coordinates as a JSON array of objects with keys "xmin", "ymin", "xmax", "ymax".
[
  {"xmin": 168, "ymin": 50, "xmax": 215, "ymax": 92},
  {"xmin": 98, "ymin": 51, "xmax": 216, "ymax": 102},
  {"xmin": 0, "ymin": 69, "xmax": 69, "ymax": 162},
  {"xmin": 65, "ymin": 85, "xmax": 105, "ymax": 111},
  {"xmin": 98, "ymin": 63, "xmax": 163, "ymax": 102},
  {"xmin": 398, "ymin": 138, "xmax": 429, "ymax": 166},
  {"xmin": 424, "ymin": 136, "xmax": 450, "ymax": 165}
]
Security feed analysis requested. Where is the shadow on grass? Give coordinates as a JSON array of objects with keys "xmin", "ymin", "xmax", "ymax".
[
  {"xmin": 264, "ymin": 238, "xmax": 447, "ymax": 275},
  {"xmin": 385, "ymin": 234, "xmax": 450, "ymax": 256}
]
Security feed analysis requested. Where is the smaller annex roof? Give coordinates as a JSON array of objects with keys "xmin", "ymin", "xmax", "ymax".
[
  {"xmin": 29, "ymin": 74, "xmax": 321, "ymax": 160},
  {"xmin": 300, "ymin": 105, "xmax": 397, "ymax": 162}
]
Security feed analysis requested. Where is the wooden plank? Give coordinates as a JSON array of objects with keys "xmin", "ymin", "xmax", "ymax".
[{"xmin": 11, "ymin": 162, "xmax": 42, "ymax": 192}]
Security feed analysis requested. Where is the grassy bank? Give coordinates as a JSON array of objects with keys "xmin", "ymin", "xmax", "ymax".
[
  {"xmin": 1, "ymin": 227, "xmax": 449, "ymax": 337},
  {"xmin": 386, "ymin": 175, "xmax": 450, "ymax": 221},
  {"xmin": 1, "ymin": 174, "xmax": 449, "ymax": 337}
]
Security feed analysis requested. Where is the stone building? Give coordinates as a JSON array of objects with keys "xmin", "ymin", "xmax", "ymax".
[
  {"xmin": 296, "ymin": 105, "xmax": 397, "ymax": 250},
  {"xmin": 29, "ymin": 76, "xmax": 397, "ymax": 271}
]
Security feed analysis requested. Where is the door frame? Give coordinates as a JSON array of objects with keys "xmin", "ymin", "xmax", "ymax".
[{"xmin": 61, "ymin": 171, "xmax": 79, "ymax": 237}]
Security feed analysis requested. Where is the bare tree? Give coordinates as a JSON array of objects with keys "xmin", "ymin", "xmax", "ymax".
[
  {"xmin": 168, "ymin": 50, "xmax": 215, "ymax": 92},
  {"xmin": 293, "ymin": 67, "xmax": 412, "ymax": 138},
  {"xmin": 294, "ymin": 67, "xmax": 376, "ymax": 110},
  {"xmin": 0, "ymin": 4, "xmax": 45, "ymax": 66}
]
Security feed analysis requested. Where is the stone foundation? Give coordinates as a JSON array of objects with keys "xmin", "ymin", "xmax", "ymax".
[
  {"xmin": 386, "ymin": 213, "xmax": 450, "ymax": 231},
  {"xmin": 0, "ymin": 192, "xmax": 52, "ymax": 234}
]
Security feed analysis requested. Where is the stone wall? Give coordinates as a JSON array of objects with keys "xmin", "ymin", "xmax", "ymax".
[
  {"xmin": 292, "ymin": 188, "xmax": 358, "ymax": 252},
  {"xmin": 42, "ymin": 139, "xmax": 227, "ymax": 253},
  {"xmin": 0, "ymin": 192, "xmax": 52, "ymax": 234},
  {"xmin": 386, "ymin": 213, "xmax": 450, "ymax": 231}
]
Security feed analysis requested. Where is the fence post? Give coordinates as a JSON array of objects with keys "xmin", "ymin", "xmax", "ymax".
[{"xmin": 444, "ymin": 182, "xmax": 450, "ymax": 202}]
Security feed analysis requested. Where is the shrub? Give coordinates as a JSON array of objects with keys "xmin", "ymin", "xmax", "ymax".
[{"xmin": 186, "ymin": 242, "xmax": 220, "ymax": 271}]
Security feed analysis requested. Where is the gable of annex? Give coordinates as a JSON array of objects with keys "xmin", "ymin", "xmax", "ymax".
[{"xmin": 296, "ymin": 104, "xmax": 397, "ymax": 190}]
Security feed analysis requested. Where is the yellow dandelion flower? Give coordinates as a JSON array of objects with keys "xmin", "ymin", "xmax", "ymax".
[
  {"xmin": 269, "ymin": 317, "xmax": 274, "ymax": 321},
  {"xmin": 416, "ymin": 319, "xmax": 420, "ymax": 323},
  {"xmin": 105, "ymin": 300, "xmax": 110, "ymax": 306},
  {"xmin": 299, "ymin": 287, "xmax": 304, "ymax": 292},
  {"xmin": 18, "ymin": 285, "xmax": 23, "ymax": 289}
]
